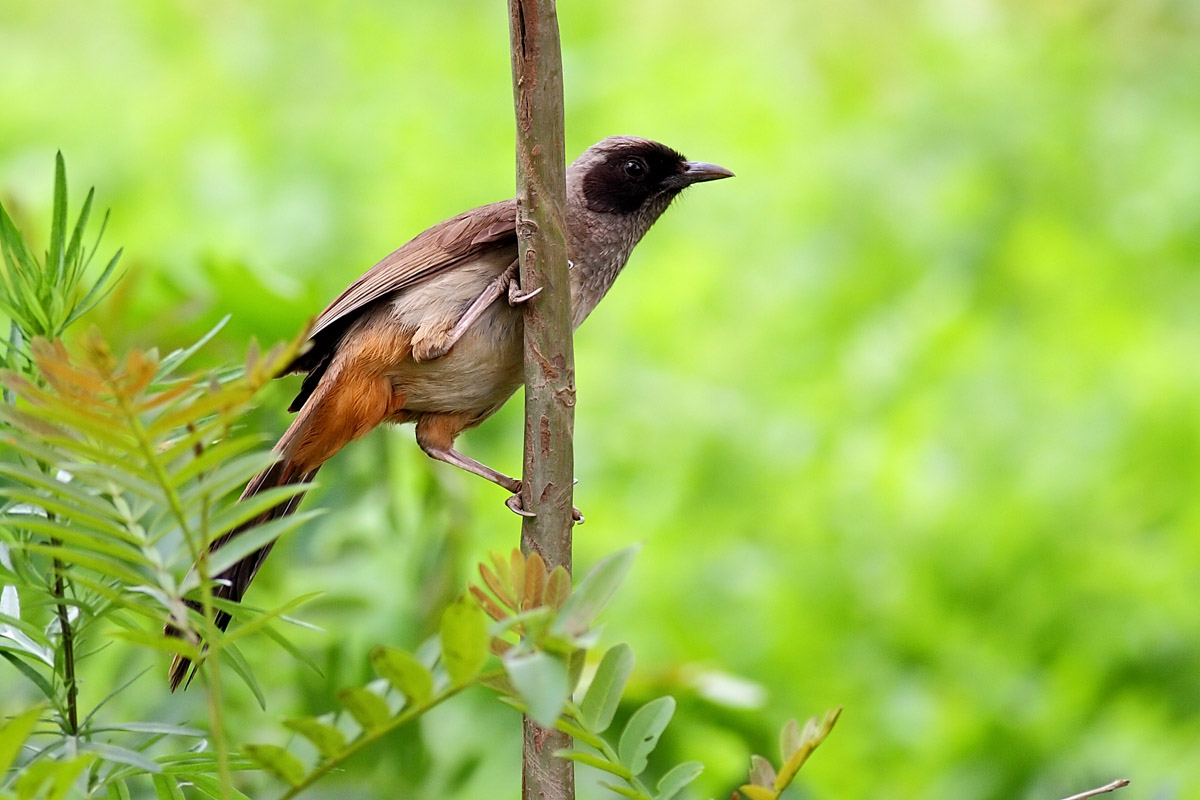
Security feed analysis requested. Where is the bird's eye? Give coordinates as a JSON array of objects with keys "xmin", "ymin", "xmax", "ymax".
[{"xmin": 623, "ymin": 159, "xmax": 647, "ymax": 179}]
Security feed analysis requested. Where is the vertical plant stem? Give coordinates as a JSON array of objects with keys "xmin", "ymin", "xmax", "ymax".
[
  {"xmin": 192, "ymin": 432, "xmax": 234, "ymax": 799},
  {"xmin": 51, "ymin": 549, "xmax": 79, "ymax": 735},
  {"xmin": 507, "ymin": 1, "xmax": 575, "ymax": 798},
  {"xmin": 121, "ymin": 403, "xmax": 233, "ymax": 796}
]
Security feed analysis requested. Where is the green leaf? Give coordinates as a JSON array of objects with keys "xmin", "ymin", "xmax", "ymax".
[
  {"xmin": 283, "ymin": 716, "xmax": 346, "ymax": 760},
  {"xmin": 0, "ymin": 610, "xmax": 54, "ymax": 650},
  {"xmin": 262, "ymin": 623, "xmax": 324, "ymax": 677},
  {"xmin": 63, "ymin": 187, "xmax": 94, "ymax": 285},
  {"xmin": 580, "ymin": 643, "xmax": 634, "ymax": 734},
  {"xmin": 370, "ymin": 645, "xmax": 433, "ymax": 703},
  {"xmin": 0, "ymin": 488, "xmax": 131, "ymax": 542},
  {"xmin": 14, "ymin": 759, "xmax": 57, "ymax": 800},
  {"xmin": 105, "ymin": 779, "xmax": 132, "ymax": 800},
  {"xmin": 553, "ymin": 546, "xmax": 638, "ymax": 638},
  {"xmin": 47, "ymin": 152, "xmax": 68, "ymax": 286},
  {"xmin": 211, "ymin": 592, "xmax": 321, "ymax": 650},
  {"xmin": 173, "ymin": 448, "xmax": 276, "ymax": 504},
  {"xmin": 440, "ymin": 595, "xmax": 489, "ymax": 685},
  {"xmin": 336, "ymin": 686, "xmax": 390, "ymax": 731},
  {"xmin": 106, "ymin": 628, "xmax": 201, "ymax": 661},
  {"xmin": 0, "ymin": 461, "xmax": 123, "ymax": 521},
  {"xmin": 91, "ymin": 722, "xmax": 205, "ymax": 737},
  {"xmin": 155, "ymin": 315, "xmax": 230, "ymax": 379},
  {"xmin": 0, "ymin": 705, "xmax": 43, "ymax": 774},
  {"xmin": 80, "ymin": 741, "xmax": 162, "ymax": 774},
  {"xmin": 19, "ymin": 754, "xmax": 94, "ymax": 800},
  {"xmin": 2, "ymin": 515, "xmax": 141, "ymax": 563},
  {"xmin": 19, "ymin": 542, "xmax": 146, "ymax": 585},
  {"xmin": 201, "ymin": 492, "xmax": 316, "ymax": 555},
  {"xmin": 244, "ymin": 744, "xmax": 305, "ymax": 787},
  {"xmin": 554, "ymin": 749, "xmax": 633, "ymax": 779},
  {"xmin": 64, "ymin": 248, "xmax": 123, "ymax": 327},
  {"xmin": 505, "ymin": 651, "xmax": 570, "ymax": 728},
  {"xmin": 221, "ymin": 642, "xmax": 267, "ymax": 710},
  {"xmin": 0, "ymin": 652, "xmax": 55, "ymax": 699},
  {"xmin": 617, "ymin": 696, "xmax": 676, "ymax": 776},
  {"xmin": 200, "ymin": 509, "xmax": 320, "ymax": 577},
  {"xmin": 773, "ymin": 707, "xmax": 841, "ymax": 792},
  {"xmin": 185, "ymin": 773, "xmax": 253, "ymax": 800},
  {"xmin": 657, "ymin": 761, "xmax": 704, "ymax": 800}
]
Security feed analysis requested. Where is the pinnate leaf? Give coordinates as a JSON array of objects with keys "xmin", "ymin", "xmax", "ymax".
[
  {"xmin": 553, "ymin": 546, "xmax": 638, "ymax": 637},
  {"xmin": 580, "ymin": 643, "xmax": 634, "ymax": 733},
  {"xmin": 773, "ymin": 707, "xmax": 841, "ymax": 792},
  {"xmin": 657, "ymin": 761, "xmax": 704, "ymax": 800},
  {"xmin": 244, "ymin": 744, "xmax": 305, "ymax": 787},
  {"xmin": 505, "ymin": 651, "xmax": 569, "ymax": 727},
  {"xmin": 283, "ymin": 716, "xmax": 346, "ymax": 760},
  {"xmin": 336, "ymin": 686, "xmax": 390, "ymax": 731},
  {"xmin": 370, "ymin": 645, "xmax": 433, "ymax": 703},
  {"xmin": 440, "ymin": 595, "xmax": 489, "ymax": 685},
  {"xmin": 617, "ymin": 696, "xmax": 675, "ymax": 776}
]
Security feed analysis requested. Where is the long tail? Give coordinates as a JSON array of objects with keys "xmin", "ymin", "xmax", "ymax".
[
  {"xmin": 166, "ymin": 353, "xmax": 399, "ymax": 690},
  {"xmin": 166, "ymin": 445, "xmax": 319, "ymax": 690}
]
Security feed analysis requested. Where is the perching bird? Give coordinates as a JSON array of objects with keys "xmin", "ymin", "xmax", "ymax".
[{"xmin": 167, "ymin": 136, "xmax": 733, "ymax": 689}]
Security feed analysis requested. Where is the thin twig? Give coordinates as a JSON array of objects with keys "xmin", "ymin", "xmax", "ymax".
[
  {"xmin": 1059, "ymin": 779, "xmax": 1131, "ymax": 800},
  {"xmin": 277, "ymin": 670, "xmax": 504, "ymax": 800}
]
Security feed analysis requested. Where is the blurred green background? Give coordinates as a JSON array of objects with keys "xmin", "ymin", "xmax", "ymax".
[{"xmin": 3, "ymin": 0, "xmax": 1199, "ymax": 798}]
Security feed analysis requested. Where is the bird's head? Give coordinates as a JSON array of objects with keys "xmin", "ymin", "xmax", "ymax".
[{"xmin": 569, "ymin": 136, "xmax": 734, "ymax": 220}]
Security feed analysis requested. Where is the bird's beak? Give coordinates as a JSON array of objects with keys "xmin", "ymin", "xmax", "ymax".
[{"xmin": 681, "ymin": 161, "xmax": 735, "ymax": 184}]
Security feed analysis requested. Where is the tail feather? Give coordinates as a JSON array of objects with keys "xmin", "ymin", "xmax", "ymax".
[
  {"xmin": 166, "ymin": 456, "xmax": 319, "ymax": 691},
  {"xmin": 165, "ymin": 358, "xmax": 399, "ymax": 691}
]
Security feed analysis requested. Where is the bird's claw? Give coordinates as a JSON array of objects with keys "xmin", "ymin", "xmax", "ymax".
[
  {"xmin": 505, "ymin": 493, "xmax": 537, "ymax": 518},
  {"xmin": 508, "ymin": 283, "xmax": 544, "ymax": 305},
  {"xmin": 505, "ymin": 492, "xmax": 584, "ymax": 524}
]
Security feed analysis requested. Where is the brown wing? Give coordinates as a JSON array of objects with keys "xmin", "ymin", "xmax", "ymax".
[
  {"xmin": 308, "ymin": 198, "xmax": 518, "ymax": 342},
  {"xmin": 282, "ymin": 199, "xmax": 517, "ymax": 410}
]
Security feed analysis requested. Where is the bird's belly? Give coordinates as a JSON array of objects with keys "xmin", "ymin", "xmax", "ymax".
[{"xmin": 390, "ymin": 302, "xmax": 524, "ymax": 418}]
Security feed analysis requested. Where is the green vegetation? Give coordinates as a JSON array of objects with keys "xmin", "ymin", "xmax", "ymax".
[{"xmin": 2, "ymin": 1, "xmax": 1198, "ymax": 798}]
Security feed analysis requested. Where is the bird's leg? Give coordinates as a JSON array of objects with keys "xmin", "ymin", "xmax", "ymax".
[
  {"xmin": 416, "ymin": 415, "xmax": 521, "ymax": 490},
  {"xmin": 411, "ymin": 261, "xmax": 519, "ymax": 362},
  {"xmin": 415, "ymin": 413, "xmax": 583, "ymax": 523}
]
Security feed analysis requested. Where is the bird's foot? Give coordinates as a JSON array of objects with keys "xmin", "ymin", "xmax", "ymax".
[
  {"xmin": 505, "ymin": 490, "xmax": 584, "ymax": 524},
  {"xmin": 410, "ymin": 326, "xmax": 454, "ymax": 363}
]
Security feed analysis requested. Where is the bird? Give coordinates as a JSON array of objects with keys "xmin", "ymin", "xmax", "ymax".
[{"xmin": 167, "ymin": 136, "xmax": 733, "ymax": 689}]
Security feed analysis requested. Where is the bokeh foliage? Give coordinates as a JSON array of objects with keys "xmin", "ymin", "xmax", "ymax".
[{"xmin": 2, "ymin": 0, "xmax": 1198, "ymax": 798}]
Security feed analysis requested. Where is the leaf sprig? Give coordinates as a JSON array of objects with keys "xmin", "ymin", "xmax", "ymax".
[{"xmin": 736, "ymin": 709, "xmax": 842, "ymax": 800}]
